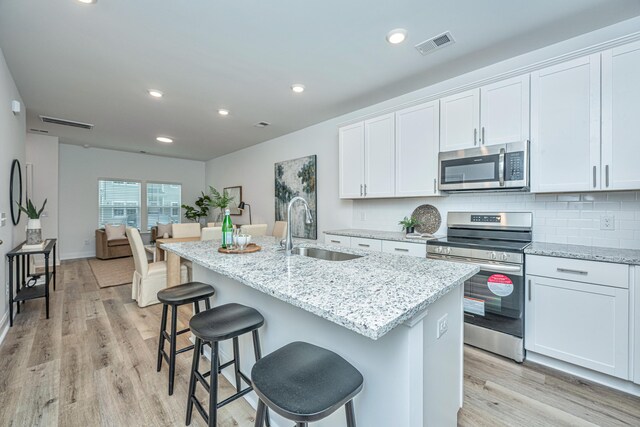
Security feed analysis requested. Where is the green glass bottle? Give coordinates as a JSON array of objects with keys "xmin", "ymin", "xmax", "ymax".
[{"xmin": 221, "ymin": 208, "xmax": 233, "ymax": 248}]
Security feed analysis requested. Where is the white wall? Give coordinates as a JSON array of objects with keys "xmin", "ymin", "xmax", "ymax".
[
  {"xmin": 206, "ymin": 17, "xmax": 640, "ymax": 248},
  {"xmin": 25, "ymin": 133, "xmax": 59, "ymax": 265},
  {"xmin": 0, "ymin": 47, "xmax": 26, "ymax": 336},
  {"xmin": 59, "ymin": 144, "xmax": 205, "ymax": 259}
]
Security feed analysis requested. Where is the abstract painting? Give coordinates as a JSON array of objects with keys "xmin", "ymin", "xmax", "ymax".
[{"xmin": 275, "ymin": 155, "xmax": 317, "ymax": 239}]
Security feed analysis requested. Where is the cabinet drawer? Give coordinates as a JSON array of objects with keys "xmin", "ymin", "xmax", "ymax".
[
  {"xmin": 324, "ymin": 235, "xmax": 351, "ymax": 248},
  {"xmin": 351, "ymin": 237, "xmax": 382, "ymax": 252},
  {"xmin": 526, "ymin": 255, "xmax": 629, "ymax": 288},
  {"xmin": 381, "ymin": 240, "xmax": 426, "ymax": 257}
]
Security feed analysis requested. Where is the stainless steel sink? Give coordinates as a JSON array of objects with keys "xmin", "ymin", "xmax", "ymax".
[{"xmin": 292, "ymin": 247, "xmax": 363, "ymax": 261}]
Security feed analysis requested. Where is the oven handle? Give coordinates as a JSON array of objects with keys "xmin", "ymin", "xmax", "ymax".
[
  {"xmin": 499, "ymin": 148, "xmax": 505, "ymax": 187},
  {"xmin": 429, "ymin": 254, "xmax": 523, "ymax": 275}
]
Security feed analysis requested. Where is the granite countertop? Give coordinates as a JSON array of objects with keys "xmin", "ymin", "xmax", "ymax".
[
  {"xmin": 162, "ymin": 237, "xmax": 478, "ymax": 340},
  {"xmin": 525, "ymin": 242, "xmax": 640, "ymax": 265},
  {"xmin": 324, "ymin": 228, "xmax": 441, "ymax": 243}
]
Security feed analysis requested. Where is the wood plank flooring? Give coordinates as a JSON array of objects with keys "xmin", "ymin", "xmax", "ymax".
[{"xmin": 0, "ymin": 258, "xmax": 638, "ymax": 426}]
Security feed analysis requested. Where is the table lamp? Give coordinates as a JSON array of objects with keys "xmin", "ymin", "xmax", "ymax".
[{"xmin": 238, "ymin": 201, "xmax": 252, "ymax": 224}]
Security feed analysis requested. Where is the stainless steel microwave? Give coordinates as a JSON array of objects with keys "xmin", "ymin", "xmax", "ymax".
[{"xmin": 438, "ymin": 141, "xmax": 529, "ymax": 192}]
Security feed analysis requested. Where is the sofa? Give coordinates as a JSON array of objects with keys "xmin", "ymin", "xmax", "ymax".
[{"xmin": 95, "ymin": 228, "xmax": 133, "ymax": 260}]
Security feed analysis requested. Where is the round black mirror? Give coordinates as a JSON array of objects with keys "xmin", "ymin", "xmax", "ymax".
[{"xmin": 10, "ymin": 159, "xmax": 22, "ymax": 226}]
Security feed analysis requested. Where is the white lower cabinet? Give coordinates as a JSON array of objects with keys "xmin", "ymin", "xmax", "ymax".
[
  {"xmin": 381, "ymin": 240, "xmax": 426, "ymax": 258},
  {"xmin": 324, "ymin": 234, "xmax": 351, "ymax": 248},
  {"xmin": 350, "ymin": 237, "xmax": 382, "ymax": 252},
  {"xmin": 635, "ymin": 267, "xmax": 640, "ymax": 385},
  {"xmin": 525, "ymin": 255, "xmax": 630, "ymax": 379}
]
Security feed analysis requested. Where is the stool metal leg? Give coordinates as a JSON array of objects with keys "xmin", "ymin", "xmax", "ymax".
[
  {"xmin": 157, "ymin": 304, "xmax": 168, "ymax": 372},
  {"xmin": 209, "ymin": 341, "xmax": 220, "ymax": 427},
  {"xmin": 345, "ymin": 400, "xmax": 356, "ymax": 427},
  {"xmin": 186, "ymin": 337, "xmax": 202, "ymax": 425},
  {"xmin": 232, "ymin": 337, "xmax": 242, "ymax": 392},
  {"xmin": 254, "ymin": 400, "xmax": 266, "ymax": 427},
  {"xmin": 168, "ymin": 305, "xmax": 178, "ymax": 395},
  {"xmin": 205, "ymin": 298, "xmax": 211, "ymax": 310},
  {"xmin": 295, "ymin": 423, "xmax": 307, "ymax": 427},
  {"xmin": 252, "ymin": 330, "xmax": 271, "ymax": 427}
]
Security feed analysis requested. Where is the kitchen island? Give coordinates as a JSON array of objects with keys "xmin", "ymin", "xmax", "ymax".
[{"xmin": 162, "ymin": 237, "xmax": 478, "ymax": 426}]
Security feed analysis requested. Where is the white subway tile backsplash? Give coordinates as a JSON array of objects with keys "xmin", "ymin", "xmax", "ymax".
[
  {"xmin": 581, "ymin": 193, "xmax": 608, "ymax": 202},
  {"xmin": 607, "ymin": 192, "xmax": 637, "ymax": 201},
  {"xmin": 545, "ymin": 202, "xmax": 568, "ymax": 209},
  {"xmin": 546, "ymin": 218, "xmax": 568, "ymax": 227},
  {"xmin": 593, "ymin": 202, "xmax": 621, "ymax": 211},
  {"xmin": 567, "ymin": 236, "xmax": 593, "ymax": 246},
  {"xmin": 557, "ymin": 195, "xmax": 581, "ymax": 202},
  {"xmin": 546, "ymin": 235, "xmax": 568, "ymax": 244},
  {"xmin": 592, "ymin": 237, "xmax": 622, "ymax": 247},
  {"xmin": 620, "ymin": 239, "xmax": 640, "ymax": 250},
  {"xmin": 620, "ymin": 201, "xmax": 640, "ymax": 211},
  {"xmin": 567, "ymin": 218, "xmax": 595, "ymax": 228}
]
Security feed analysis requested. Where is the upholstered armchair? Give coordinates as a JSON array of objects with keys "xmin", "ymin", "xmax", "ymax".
[
  {"xmin": 127, "ymin": 227, "xmax": 188, "ymax": 307},
  {"xmin": 95, "ymin": 228, "xmax": 132, "ymax": 260}
]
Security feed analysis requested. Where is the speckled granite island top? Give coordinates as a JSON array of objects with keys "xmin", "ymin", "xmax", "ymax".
[
  {"xmin": 162, "ymin": 237, "xmax": 478, "ymax": 340},
  {"xmin": 525, "ymin": 242, "xmax": 640, "ymax": 265},
  {"xmin": 324, "ymin": 229, "xmax": 441, "ymax": 243}
]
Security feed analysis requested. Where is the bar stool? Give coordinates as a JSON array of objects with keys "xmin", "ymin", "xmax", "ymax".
[
  {"xmin": 156, "ymin": 281, "xmax": 216, "ymax": 396},
  {"xmin": 251, "ymin": 341, "xmax": 363, "ymax": 427},
  {"xmin": 186, "ymin": 303, "xmax": 269, "ymax": 427}
]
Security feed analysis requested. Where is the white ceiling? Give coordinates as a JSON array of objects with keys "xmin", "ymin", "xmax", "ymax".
[{"xmin": 1, "ymin": 0, "xmax": 639, "ymax": 161}]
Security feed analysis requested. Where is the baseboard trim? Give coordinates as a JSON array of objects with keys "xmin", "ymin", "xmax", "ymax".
[
  {"xmin": 0, "ymin": 311, "xmax": 10, "ymax": 348},
  {"xmin": 526, "ymin": 351, "xmax": 640, "ymax": 397},
  {"xmin": 60, "ymin": 251, "xmax": 95, "ymax": 260}
]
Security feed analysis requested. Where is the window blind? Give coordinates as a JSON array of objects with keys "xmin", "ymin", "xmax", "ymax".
[
  {"xmin": 98, "ymin": 180, "xmax": 141, "ymax": 228},
  {"xmin": 147, "ymin": 182, "xmax": 182, "ymax": 230}
]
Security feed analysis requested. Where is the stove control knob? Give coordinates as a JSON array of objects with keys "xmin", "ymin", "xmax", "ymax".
[
  {"xmin": 435, "ymin": 246, "xmax": 443, "ymax": 254},
  {"xmin": 444, "ymin": 247, "xmax": 451, "ymax": 255},
  {"xmin": 500, "ymin": 252, "xmax": 509, "ymax": 261},
  {"xmin": 490, "ymin": 251, "xmax": 497, "ymax": 260}
]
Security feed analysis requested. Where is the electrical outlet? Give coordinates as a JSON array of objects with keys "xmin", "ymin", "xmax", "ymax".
[
  {"xmin": 600, "ymin": 215, "xmax": 615, "ymax": 231},
  {"xmin": 437, "ymin": 314, "xmax": 448, "ymax": 339}
]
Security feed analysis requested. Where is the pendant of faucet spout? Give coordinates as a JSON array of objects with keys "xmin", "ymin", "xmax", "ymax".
[{"xmin": 284, "ymin": 196, "xmax": 313, "ymax": 255}]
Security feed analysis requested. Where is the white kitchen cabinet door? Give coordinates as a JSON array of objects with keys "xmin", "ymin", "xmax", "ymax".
[
  {"xmin": 525, "ymin": 275, "xmax": 629, "ymax": 379},
  {"xmin": 395, "ymin": 101, "xmax": 440, "ymax": 197},
  {"xmin": 602, "ymin": 41, "xmax": 640, "ymax": 191},
  {"xmin": 530, "ymin": 54, "xmax": 601, "ymax": 193},
  {"xmin": 381, "ymin": 240, "xmax": 426, "ymax": 258},
  {"xmin": 350, "ymin": 237, "xmax": 382, "ymax": 252},
  {"xmin": 635, "ymin": 266, "xmax": 640, "ymax": 385},
  {"xmin": 364, "ymin": 113, "xmax": 395, "ymax": 198},
  {"xmin": 324, "ymin": 234, "xmax": 351, "ymax": 248},
  {"xmin": 440, "ymin": 88, "xmax": 480, "ymax": 152},
  {"xmin": 339, "ymin": 122, "xmax": 365, "ymax": 199},
  {"xmin": 480, "ymin": 75, "xmax": 530, "ymax": 146}
]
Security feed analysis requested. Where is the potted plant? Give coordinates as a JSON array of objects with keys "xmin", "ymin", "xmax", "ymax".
[
  {"xmin": 181, "ymin": 192, "xmax": 212, "ymax": 226},
  {"xmin": 209, "ymin": 186, "xmax": 235, "ymax": 222},
  {"xmin": 398, "ymin": 216, "xmax": 420, "ymax": 234},
  {"xmin": 18, "ymin": 198, "xmax": 47, "ymax": 245}
]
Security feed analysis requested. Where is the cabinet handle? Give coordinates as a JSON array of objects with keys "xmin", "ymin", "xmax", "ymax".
[
  {"xmin": 360, "ymin": 184, "xmax": 363, "ymax": 197},
  {"xmin": 394, "ymin": 248, "xmax": 409, "ymax": 252},
  {"xmin": 473, "ymin": 128, "xmax": 478, "ymax": 145},
  {"xmin": 364, "ymin": 184, "xmax": 367, "ymax": 197},
  {"xmin": 481, "ymin": 127, "xmax": 485, "ymax": 145},
  {"xmin": 330, "ymin": 240, "xmax": 341, "ymax": 244},
  {"xmin": 433, "ymin": 178, "xmax": 437, "ymax": 193},
  {"xmin": 358, "ymin": 243, "xmax": 370, "ymax": 247},
  {"xmin": 605, "ymin": 165, "xmax": 610, "ymax": 188},
  {"xmin": 528, "ymin": 279, "xmax": 531, "ymax": 301},
  {"xmin": 593, "ymin": 166, "xmax": 597, "ymax": 188},
  {"xmin": 557, "ymin": 268, "xmax": 588, "ymax": 276}
]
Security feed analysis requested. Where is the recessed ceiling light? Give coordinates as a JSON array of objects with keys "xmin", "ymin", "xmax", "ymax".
[
  {"xmin": 148, "ymin": 89, "xmax": 163, "ymax": 98},
  {"xmin": 386, "ymin": 28, "xmax": 407, "ymax": 44},
  {"xmin": 156, "ymin": 136, "xmax": 173, "ymax": 144},
  {"xmin": 218, "ymin": 109, "xmax": 230, "ymax": 116},
  {"xmin": 291, "ymin": 84, "xmax": 305, "ymax": 93},
  {"xmin": 77, "ymin": 0, "xmax": 97, "ymax": 4}
]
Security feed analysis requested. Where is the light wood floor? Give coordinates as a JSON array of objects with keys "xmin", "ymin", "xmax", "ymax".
[{"xmin": 0, "ymin": 259, "xmax": 638, "ymax": 427}]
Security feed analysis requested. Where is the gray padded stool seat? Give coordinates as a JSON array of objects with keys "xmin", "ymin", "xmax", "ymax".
[
  {"xmin": 186, "ymin": 303, "xmax": 269, "ymax": 427},
  {"xmin": 156, "ymin": 281, "xmax": 215, "ymax": 396},
  {"xmin": 251, "ymin": 341, "xmax": 364, "ymax": 427}
]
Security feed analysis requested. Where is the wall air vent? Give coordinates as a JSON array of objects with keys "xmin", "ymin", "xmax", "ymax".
[
  {"xmin": 415, "ymin": 31, "xmax": 455, "ymax": 56},
  {"xmin": 29, "ymin": 128, "xmax": 49, "ymax": 133},
  {"xmin": 254, "ymin": 121, "xmax": 270, "ymax": 128},
  {"xmin": 39, "ymin": 115, "xmax": 94, "ymax": 130}
]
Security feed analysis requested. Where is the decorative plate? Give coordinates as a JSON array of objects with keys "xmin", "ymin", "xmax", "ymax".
[{"xmin": 411, "ymin": 204, "xmax": 442, "ymax": 235}]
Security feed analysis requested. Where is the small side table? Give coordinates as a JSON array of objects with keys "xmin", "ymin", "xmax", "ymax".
[{"xmin": 6, "ymin": 239, "xmax": 57, "ymax": 327}]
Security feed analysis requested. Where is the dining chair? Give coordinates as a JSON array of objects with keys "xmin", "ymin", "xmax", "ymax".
[
  {"xmin": 240, "ymin": 224, "xmax": 268, "ymax": 236},
  {"xmin": 126, "ymin": 227, "xmax": 188, "ymax": 307},
  {"xmin": 172, "ymin": 223, "xmax": 201, "ymax": 238},
  {"xmin": 201, "ymin": 227, "xmax": 222, "ymax": 241},
  {"xmin": 272, "ymin": 221, "xmax": 287, "ymax": 239}
]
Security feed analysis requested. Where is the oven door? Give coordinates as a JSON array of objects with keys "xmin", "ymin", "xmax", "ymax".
[{"xmin": 434, "ymin": 255, "xmax": 524, "ymax": 338}]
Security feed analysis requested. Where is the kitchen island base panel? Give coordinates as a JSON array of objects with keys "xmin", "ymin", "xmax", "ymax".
[{"xmin": 193, "ymin": 264, "xmax": 464, "ymax": 427}]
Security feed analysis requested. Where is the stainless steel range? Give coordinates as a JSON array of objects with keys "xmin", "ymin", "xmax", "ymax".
[{"xmin": 427, "ymin": 211, "xmax": 533, "ymax": 362}]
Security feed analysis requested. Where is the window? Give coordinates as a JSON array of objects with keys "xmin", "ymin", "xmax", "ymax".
[
  {"xmin": 98, "ymin": 180, "xmax": 141, "ymax": 228},
  {"xmin": 147, "ymin": 182, "xmax": 182, "ymax": 230}
]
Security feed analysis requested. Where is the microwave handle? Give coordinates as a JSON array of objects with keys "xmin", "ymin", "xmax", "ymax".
[{"xmin": 499, "ymin": 148, "xmax": 505, "ymax": 187}]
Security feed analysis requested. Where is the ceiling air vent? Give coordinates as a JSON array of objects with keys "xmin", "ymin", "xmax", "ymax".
[
  {"xmin": 415, "ymin": 31, "xmax": 455, "ymax": 56},
  {"xmin": 254, "ymin": 121, "xmax": 270, "ymax": 128},
  {"xmin": 29, "ymin": 128, "xmax": 49, "ymax": 134},
  {"xmin": 39, "ymin": 115, "xmax": 94, "ymax": 130}
]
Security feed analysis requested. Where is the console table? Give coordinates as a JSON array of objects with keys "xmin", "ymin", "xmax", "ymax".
[{"xmin": 6, "ymin": 239, "xmax": 57, "ymax": 327}]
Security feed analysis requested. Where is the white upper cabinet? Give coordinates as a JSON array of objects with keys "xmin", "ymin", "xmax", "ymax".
[
  {"xmin": 339, "ymin": 122, "xmax": 365, "ymax": 198},
  {"xmin": 364, "ymin": 114, "xmax": 395, "ymax": 198},
  {"xmin": 602, "ymin": 40, "xmax": 640, "ymax": 190},
  {"xmin": 440, "ymin": 75, "xmax": 530, "ymax": 152},
  {"xmin": 531, "ymin": 54, "xmax": 601, "ymax": 193},
  {"xmin": 338, "ymin": 114, "xmax": 395, "ymax": 199},
  {"xmin": 480, "ymin": 75, "xmax": 530, "ymax": 146},
  {"xmin": 440, "ymin": 88, "xmax": 480, "ymax": 151},
  {"xmin": 395, "ymin": 101, "xmax": 440, "ymax": 197}
]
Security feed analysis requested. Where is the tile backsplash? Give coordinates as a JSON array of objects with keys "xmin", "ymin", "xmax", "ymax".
[{"xmin": 352, "ymin": 191, "xmax": 640, "ymax": 249}]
